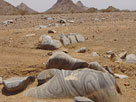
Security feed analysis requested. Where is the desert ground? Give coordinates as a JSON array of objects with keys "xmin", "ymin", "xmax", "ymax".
[{"xmin": 0, "ymin": 12, "xmax": 136, "ymax": 102}]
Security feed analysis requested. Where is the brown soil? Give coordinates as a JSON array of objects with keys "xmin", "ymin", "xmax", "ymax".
[{"xmin": 0, "ymin": 12, "xmax": 136, "ymax": 102}]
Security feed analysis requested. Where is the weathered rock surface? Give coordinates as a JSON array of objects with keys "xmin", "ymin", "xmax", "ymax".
[
  {"xmin": 75, "ymin": 34, "xmax": 85, "ymax": 43},
  {"xmin": 126, "ymin": 54, "xmax": 136, "ymax": 63},
  {"xmin": 37, "ymin": 69, "xmax": 60, "ymax": 85},
  {"xmin": 46, "ymin": 52, "xmax": 88, "ymax": 70},
  {"xmin": 88, "ymin": 62, "xmax": 107, "ymax": 72},
  {"xmin": 74, "ymin": 96, "xmax": 94, "ymax": 102},
  {"xmin": 119, "ymin": 51, "xmax": 127, "ymax": 59},
  {"xmin": 48, "ymin": 30, "xmax": 56, "ymax": 34},
  {"xmin": 24, "ymin": 69, "xmax": 120, "ymax": 102},
  {"xmin": 105, "ymin": 66, "xmax": 114, "ymax": 75},
  {"xmin": 60, "ymin": 35, "xmax": 71, "ymax": 46},
  {"xmin": 3, "ymin": 76, "xmax": 35, "ymax": 92},
  {"xmin": 68, "ymin": 35, "xmax": 77, "ymax": 44},
  {"xmin": 40, "ymin": 35, "xmax": 61, "ymax": 50},
  {"xmin": 76, "ymin": 47, "xmax": 86, "ymax": 53},
  {"xmin": 59, "ymin": 33, "xmax": 85, "ymax": 46}
]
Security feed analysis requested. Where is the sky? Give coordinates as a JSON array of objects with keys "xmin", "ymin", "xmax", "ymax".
[{"xmin": 5, "ymin": 0, "xmax": 136, "ymax": 12}]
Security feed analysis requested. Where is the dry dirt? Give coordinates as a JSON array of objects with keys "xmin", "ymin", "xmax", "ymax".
[{"xmin": 0, "ymin": 12, "xmax": 136, "ymax": 102}]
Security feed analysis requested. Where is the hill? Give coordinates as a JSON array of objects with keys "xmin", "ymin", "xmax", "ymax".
[
  {"xmin": 76, "ymin": 1, "xmax": 88, "ymax": 10},
  {"xmin": 45, "ymin": 0, "xmax": 84, "ymax": 13},
  {"xmin": 0, "ymin": 0, "xmax": 25, "ymax": 15},
  {"xmin": 17, "ymin": 3, "xmax": 38, "ymax": 14}
]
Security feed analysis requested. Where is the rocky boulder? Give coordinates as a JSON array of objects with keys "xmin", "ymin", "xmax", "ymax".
[
  {"xmin": 126, "ymin": 54, "xmax": 136, "ymax": 63},
  {"xmin": 37, "ymin": 69, "xmax": 60, "ymax": 85},
  {"xmin": 46, "ymin": 52, "xmax": 88, "ymax": 70},
  {"xmin": 3, "ymin": 76, "xmax": 35, "ymax": 92},
  {"xmin": 40, "ymin": 35, "xmax": 61, "ymax": 50},
  {"xmin": 88, "ymin": 62, "xmax": 107, "ymax": 72},
  {"xmin": 59, "ymin": 33, "xmax": 85, "ymax": 46},
  {"xmin": 24, "ymin": 69, "xmax": 120, "ymax": 102}
]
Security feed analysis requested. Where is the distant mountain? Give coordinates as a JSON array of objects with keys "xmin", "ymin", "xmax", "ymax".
[
  {"xmin": 101, "ymin": 6, "xmax": 120, "ymax": 12},
  {"xmin": 17, "ymin": 3, "xmax": 38, "ymax": 14},
  {"xmin": 0, "ymin": 0, "xmax": 25, "ymax": 15},
  {"xmin": 45, "ymin": 0, "xmax": 84, "ymax": 13},
  {"xmin": 76, "ymin": 1, "xmax": 88, "ymax": 10}
]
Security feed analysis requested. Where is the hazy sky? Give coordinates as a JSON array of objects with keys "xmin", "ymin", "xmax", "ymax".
[{"xmin": 5, "ymin": 0, "xmax": 136, "ymax": 12}]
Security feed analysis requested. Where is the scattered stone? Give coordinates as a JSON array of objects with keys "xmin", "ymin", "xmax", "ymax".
[
  {"xmin": 68, "ymin": 20, "xmax": 74, "ymax": 23},
  {"xmin": 47, "ymin": 52, "xmax": 53, "ymax": 56},
  {"xmin": 88, "ymin": 62, "xmax": 107, "ymax": 72},
  {"xmin": 59, "ymin": 33, "xmax": 85, "ymax": 46},
  {"xmin": 109, "ymin": 53, "xmax": 122, "ymax": 63},
  {"xmin": 37, "ymin": 69, "xmax": 59, "ymax": 85},
  {"xmin": 0, "ymin": 77, "xmax": 3, "ymax": 84},
  {"xmin": 40, "ymin": 35, "xmax": 62, "ymax": 50},
  {"xmin": 48, "ymin": 30, "xmax": 56, "ymax": 34},
  {"xmin": 124, "ymin": 82, "xmax": 130, "ymax": 86},
  {"xmin": 36, "ymin": 25, "xmax": 47, "ymax": 30},
  {"xmin": 106, "ymin": 50, "xmax": 114, "ymax": 54},
  {"xmin": 76, "ymin": 47, "xmax": 86, "ymax": 53},
  {"xmin": 119, "ymin": 51, "xmax": 127, "ymax": 59},
  {"xmin": 46, "ymin": 52, "xmax": 88, "ymax": 70},
  {"xmin": 3, "ymin": 76, "xmax": 35, "ymax": 92},
  {"xmin": 3, "ymin": 20, "xmax": 14, "ymax": 25},
  {"xmin": 75, "ymin": 34, "xmax": 85, "ymax": 43},
  {"xmin": 114, "ymin": 73, "xmax": 128, "ymax": 79},
  {"xmin": 126, "ymin": 54, "xmax": 136, "ymax": 63},
  {"xmin": 24, "ymin": 34, "xmax": 36, "ymax": 37},
  {"xmin": 74, "ymin": 96, "xmax": 94, "ymax": 102},
  {"xmin": 91, "ymin": 52, "xmax": 99, "ymax": 57},
  {"xmin": 58, "ymin": 19, "xmax": 66, "ymax": 24}
]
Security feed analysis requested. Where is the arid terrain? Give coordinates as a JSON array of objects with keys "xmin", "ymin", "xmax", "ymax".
[{"xmin": 0, "ymin": 12, "xmax": 136, "ymax": 102}]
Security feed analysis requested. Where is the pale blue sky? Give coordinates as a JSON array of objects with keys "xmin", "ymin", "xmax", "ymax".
[{"xmin": 5, "ymin": 0, "xmax": 136, "ymax": 12}]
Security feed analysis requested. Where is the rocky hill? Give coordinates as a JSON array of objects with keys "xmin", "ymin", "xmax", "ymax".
[
  {"xmin": 46, "ymin": 0, "xmax": 84, "ymax": 13},
  {"xmin": 76, "ymin": 1, "xmax": 88, "ymax": 10},
  {"xmin": 17, "ymin": 3, "xmax": 38, "ymax": 14},
  {"xmin": 0, "ymin": 0, "xmax": 25, "ymax": 15}
]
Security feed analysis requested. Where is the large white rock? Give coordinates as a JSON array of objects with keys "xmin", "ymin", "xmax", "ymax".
[{"xmin": 24, "ymin": 69, "xmax": 120, "ymax": 102}]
